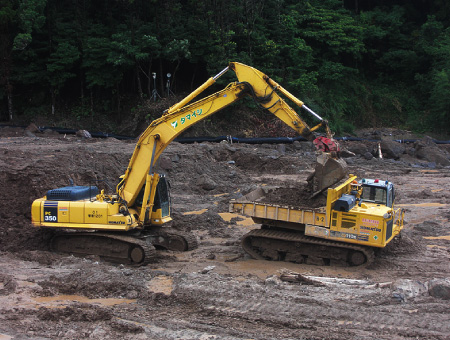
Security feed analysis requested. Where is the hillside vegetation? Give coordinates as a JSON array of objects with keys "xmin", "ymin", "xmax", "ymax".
[{"xmin": 1, "ymin": 0, "xmax": 450, "ymax": 136}]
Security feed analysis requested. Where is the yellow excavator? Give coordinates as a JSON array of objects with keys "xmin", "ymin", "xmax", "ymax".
[{"xmin": 31, "ymin": 62, "xmax": 347, "ymax": 264}]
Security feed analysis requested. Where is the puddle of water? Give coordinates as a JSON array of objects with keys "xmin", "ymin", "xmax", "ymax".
[
  {"xmin": 431, "ymin": 189, "xmax": 443, "ymax": 193},
  {"xmin": 337, "ymin": 320, "xmax": 355, "ymax": 325},
  {"xmin": 225, "ymin": 259, "xmax": 304, "ymax": 279},
  {"xmin": 427, "ymin": 244, "xmax": 447, "ymax": 249},
  {"xmin": 419, "ymin": 169, "xmax": 439, "ymax": 173},
  {"xmin": 408, "ymin": 215, "xmax": 439, "ymax": 224},
  {"xmin": 147, "ymin": 275, "xmax": 174, "ymax": 295},
  {"xmin": 218, "ymin": 212, "xmax": 254, "ymax": 226},
  {"xmin": 33, "ymin": 295, "xmax": 136, "ymax": 307},
  {"xmin": 183, "ymin": 208, "xmax": 208, "ymax": 215},
  {"xmin": 17, "ymin": 280, "xmax": 36, "ymax": 288},
  {"xmin": 423, "ymin": 235, "xmax": 450, "ymax": 241},
  {"xmin": 397, "ymin": 203, "xmax": 447, "ymax": 207},
  {"xmin": 224, "ymin": 259, "xmax": 356, "ymax": 280}
]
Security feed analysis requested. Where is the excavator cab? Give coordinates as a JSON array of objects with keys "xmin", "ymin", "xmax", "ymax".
[
  {"xmin": 152, "ymin": 176, "xmax": 170, "ymax": 220},
  {"xmin": 134, "ymin": 174, "xmax": 171, "ymax": 226},
  {"xmin": 360, "ymin": 179, "xmax": 395, "ymax": 208}
]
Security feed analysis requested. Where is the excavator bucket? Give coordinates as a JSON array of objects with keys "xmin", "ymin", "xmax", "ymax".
[{"xmin": 308, "ymin": 153, "xmax": 349, "ymax": 195}]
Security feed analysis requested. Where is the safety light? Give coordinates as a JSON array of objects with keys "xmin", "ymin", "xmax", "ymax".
[{"xmin": 374, "ymin": 179, "xmax": 379, "ymax": 183}]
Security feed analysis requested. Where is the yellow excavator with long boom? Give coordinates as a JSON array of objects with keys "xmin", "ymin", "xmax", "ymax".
[{"xmin": 31, "ymin": 62, "xmax": 347, "ymax": 264}]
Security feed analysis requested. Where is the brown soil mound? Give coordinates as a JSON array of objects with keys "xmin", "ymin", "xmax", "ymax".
[{"xmin": 258, "ymin": 184, "xmax": 327, "ymax": 208}]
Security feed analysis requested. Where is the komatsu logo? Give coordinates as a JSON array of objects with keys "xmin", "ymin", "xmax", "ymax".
[
  {"xmin": 361, "ymin": 225, "xmax": 381, "ymax": 233},
  {"xmin": 108, "ymin": 221, "xmax": 125, "ymax": 225}
]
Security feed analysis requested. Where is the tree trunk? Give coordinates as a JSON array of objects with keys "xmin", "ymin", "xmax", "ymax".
[
  {"xmin": 159, "ymin": 59, "xmax": 164, "ymax": 96},
  {"xmin": 116, "ymin": 82, "xmax": 121, "ymax": 120},
  {"xmin": 51, "ymin": 88, "xmax": 55, "ymax": 115},
  {"xmin": 136, "ymin": 63, "xmax": 143, "ymax": 99},
  {"xmin": 80, "ymin": 78, "xmax": 84, "ymax": 117},
  {"xmin": 171, "ymin": 60, "xmax": 181, "ymax": 93},
  {"xmin": 6, "ymin": 75, "xmax": 13, "ymax": 121},
  {"xmin": 90, "ymin": 88, "xmax": 94, "ymax": 120},
  {"xmin": 190, "ymin": 63, "xmax": 198, "ymax": 91}
]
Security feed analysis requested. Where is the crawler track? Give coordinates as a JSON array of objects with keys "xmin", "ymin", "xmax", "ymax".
[
  {"xmin": 242, "ymin": 228, "xmax": 374, "ymax": 266},
  {"xmin": 50, "ymin": 228, "xmax": 199, "ymax": 265},
  {"xmin": 149, "ymin": 227, "xmax": 199, "ymax": 251},
  {"xmin": 51, "ymin": 232, "xmax": 157, "ymax": 265}
]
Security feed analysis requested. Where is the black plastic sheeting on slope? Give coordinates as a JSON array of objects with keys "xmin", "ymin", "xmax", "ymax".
[
  {"xmin": 40, "ymin": 126, "xmax": 136, "ymax": 140},
  {"xmin": 174, "ymin": 135, "xmax": 450, "ymax": 144},
  {"xmin": 175, "ymin": 135, "xmax": 308, "ymax": 144},
  {"xmin": 1, "ymin": 124, "xmax": 450, "ymax": 144}
]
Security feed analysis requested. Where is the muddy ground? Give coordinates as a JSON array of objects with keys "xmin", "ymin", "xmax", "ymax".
[{"xmin": 0, "ymin": 126, "xmax": 449, "ymax": 339}]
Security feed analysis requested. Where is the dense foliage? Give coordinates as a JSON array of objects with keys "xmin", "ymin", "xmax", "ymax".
[{"xmin": 1, "ymin": 0, "xmax": 449, "ymax": 135}]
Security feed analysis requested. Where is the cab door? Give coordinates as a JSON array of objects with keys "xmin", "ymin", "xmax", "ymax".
[{"xmin": 153, "ymin": 176, "xmax": 170, "ymax": 217}]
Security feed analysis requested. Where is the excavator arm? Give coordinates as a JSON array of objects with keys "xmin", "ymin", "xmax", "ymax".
[
  {"xmin": 118, "ymin": 62, "xmax": 345, "ymax": 219},
  {"xmin": 229, "ymin": 62, "xmax": 328, "ymax": 139}
]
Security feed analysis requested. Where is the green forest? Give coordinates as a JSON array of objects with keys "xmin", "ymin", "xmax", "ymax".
[{"xmin": 1, "ymin": 0, "xmax": 450, "ymax": 136}]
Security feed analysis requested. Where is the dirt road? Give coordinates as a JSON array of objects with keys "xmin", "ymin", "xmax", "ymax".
[{"xmin": 0, "ymin": 129, "xmax": 449, "ymax": 339}]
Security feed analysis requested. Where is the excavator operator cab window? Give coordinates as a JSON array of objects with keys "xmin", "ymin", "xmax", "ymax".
[
  {"xmin": 153, "ymin": 176, "xmax": 170, "ymax": 217},
  {"xmin": 135, "ymin": 175, "xmax": 170, "ymax": 217},
  {"xmin": 361, "ymin": 185, "xmax": 387, "ymax": 206}
]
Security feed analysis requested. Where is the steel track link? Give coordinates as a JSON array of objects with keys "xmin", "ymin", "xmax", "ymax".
[
  {"xmin": 166, "ymin": 228, "xmax": 199, "ymax": 251},
  {"xmin": 51, "ymin": 232, "xmax": 157, "ymax": 265},
  {"xmin": 148, "ymin": 227, "xmax": 199, "ymax": 251},
  {"xmin": 242, "ymin": 229, "xmax": 374, "ymax": 266}
]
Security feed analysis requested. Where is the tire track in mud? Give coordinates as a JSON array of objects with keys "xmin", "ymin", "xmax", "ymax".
[
  {"xmin": 176, "ymin": 273, "xmax": 450, "ymax": 340},
  {"xmin": 108, "ymin": 317, "xmax": 253, "ymax": 340}
]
